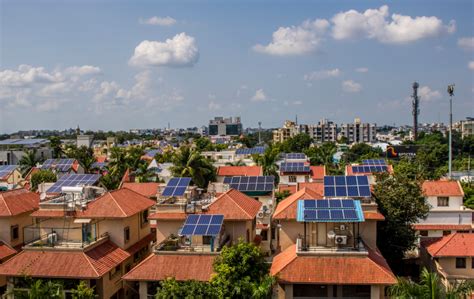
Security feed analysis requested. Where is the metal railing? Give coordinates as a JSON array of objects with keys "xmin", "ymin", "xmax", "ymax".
[{"xmin": 23, "ymin": 224, "xmax": 100, "ymax": 249}]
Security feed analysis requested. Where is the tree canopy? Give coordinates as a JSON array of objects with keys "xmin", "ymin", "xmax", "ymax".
[{"xmin": 30, "ymin": 170, "xmax": 57, "ymax": 191}]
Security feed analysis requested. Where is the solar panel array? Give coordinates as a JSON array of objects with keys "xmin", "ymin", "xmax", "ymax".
[
  {"xmin": 324, "ymin": 175, "xmax": 371, "ymax": 197},
  {"xmin": 280, "ymin": 162, "xmax": 310, "ymax": 173},
  {"xmin": 91, "ymin": 162, "xmax": 107, "ymax": 170},
  {"xmin": 235, "ymin": 147, "xmax": 266, "ymax": 155},
  {"xmin": 223, "ymin": 176, "xmax": 274, "ymax": 192},
  {"xmin": 46, "ymin": 174, "xmax": 101, "ymax": 193},
  {"xmin": 144, "ymin": 149, "xmax": 162, "ymax": 158},
  {"xmin": 299, "ymin": 199, "xmax": 363, "ymax": 222},
  {"xmin": 352, "ymin": 165, "xmax": 388, "ymax": 173},
  {"xmin": 41, "ymin": 159, "xmax": 75, "ymax": 172},
  {"xmin": 180, "ymin": 214, "xmax": 224, "ymax": 236},
  {"xmin": 0, "ymin": 139, "xmax": 49, "ymax": 146},
  {"xmin": 0, "ymin": 165, "xmax": 18, "ymax": 178},
  {"xmin": 285, "ymin": 153, "xmax": 306, "ymax": 160},
  {"xmin": 162, "ymin": 177, "xmax": 192, "ymax": 197},
  {"xmin": 362, "ymin": 159, "xmax": 386, "ymax": 165}
]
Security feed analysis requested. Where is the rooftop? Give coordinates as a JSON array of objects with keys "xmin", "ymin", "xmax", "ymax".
[
  {"xmin": 204, "ymin": 189, "xmax": 262, "ymax": 220},
  {"xmin": 424, "ymin": 233, "xmax": 474, "ymax": 257},
  {"xmin": 121, "ymin": 182, "xmax": 159, "ymax": 198},
  {"xmin": 273, "ymin": 188, "xmax": 322, "ymax": 220},
  {"xmin": 0, "ymin": 189, "xmax": 39, "ymax": 217},
  {"xmin": 217, "ymin": 165, "xmax": 263, "ymax": 177},
  {"xmin": 422, "ymin": 180, "xmax": 464, "ymax": 197}
]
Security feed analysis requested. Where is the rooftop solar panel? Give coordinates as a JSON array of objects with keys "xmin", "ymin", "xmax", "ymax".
[
  {"xmin": 323, "ymin": 175, "xmax": 371, "ymax": 198},
  {"xmin": 41, "ymin": 159, "xmax": 75, "ymax": 172},
  {"xmin": 0, "ymin": 165, "xmax": 18, "ymax": 178},
  {"xmin": 280, "ymin": 162, "xmax": 310, "ymax": 173},
  {"xmin": 284, "ymin": 153, "xmax": 306, "ymax": 160},
  {"xmin": 223, "ymin": 176, "xmax": 274, "ymax": 192},
  {"xmin": 161, "ymin": 177, "xmax": 192, "ymax": 197},
  {"xmin": 362, "ymin": 159, "xmax": 386, "ymax": 165},
  {"xmin": 352, "ymin": 165, "xmax": 388, "ymax": 173},
  {"xmin": 180, "ymin": 214, "xmax": 224, "ymax": 236},
  {"xmin": 46, "ymin": 174, "xmax": 101, "ymax": 193},
  {"xmin": 235, "ymin": 146, "xmax": 266, "ymax": 155},
  {"xmin": 297, "ymin": 199, "xmax": 364, "ymax": 222}
]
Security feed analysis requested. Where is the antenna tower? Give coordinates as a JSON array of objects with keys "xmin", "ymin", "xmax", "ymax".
[{"xmin": 412, "ymin": 82, "xmax": 420, "ymax": 141}]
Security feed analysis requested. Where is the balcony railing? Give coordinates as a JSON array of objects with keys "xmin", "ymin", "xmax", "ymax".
[
  {"xmin": 296, "ymin": 238, "xmax": 368, "ymax": 256},
  {"xmin": 154, "ymin": 235, "xmax": 219, "ymax": 254},
  {"xmin": 23, "ymin": 224, "xmax": 104, "ymax": 249}
]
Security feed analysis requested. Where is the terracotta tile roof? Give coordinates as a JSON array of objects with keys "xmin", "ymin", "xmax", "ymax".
[
  {"xmin": 217, "ymin": 166, "xmax": 263, "ymax": 177},
  {"xmin": 205, "ymin": 189, "xmax": 262, "ymax": 220},
  {"xmin": 0, "ymin": 241, "xmax": 130, "ymax": 279},
  {"xmin": 310, "ymin": 166, "xmax": 326, "ymax": 180},
  {"xmin": 96, "ymin": 156, "xmax": 107, "ymax": 163},
  {"xmin": 0, "ymin": 189, "xmax": 39, "ymax": 217},
  {"xmin": 364, "ymin": 211, "xmax": 385, "ymax": 221},
  {"xmin": 121, "ymin": 168, "xmax": 131, "ymax": 183},
  {"xmin": 30, "ymin": 209, "xmax": 66, "ymax": 218},
  {"xmin": 271, "ymin": 245, "xmax": 396, "ymax": 285},
  {"xmin": 24, "ymin": 167, "xmax": 40, "ymax": 181},
  {"xmin": 148, "ymin": 212, "xmax": 187, "ymax": 220},
  {"xmin": 297, "ymin": 182, "xmax": 324, "ymax": 196},
  {"xmin": 273, "ymin": 188, "xmax": 322, "ymax": 220},
  {"xmin": 0, "ymin": 241, "xmax": 16, "ymax": 261},
  {"xmin": 77, "ymin": 188, "xmax": 155, "ymax": 218},
  {"xmin": 122, "ymin": 182, "xmax": 159, "ymax": 198},
  {"xmin": 425, "ymin": 233, "xmax": 474, "ymax": 257},
  {"xmin": 422, "ymin": 180, "xmax": 464, "ymax": 197},
  {"xmin": 126, "ymin": 233, "xmax": 155, "ymax": 256},
  {"xmin": 122, "ymin": 253, "xmax": 215, "ymax": 282},
  {"xmin": 413, "ymin": 224, "xmax": 473, "ymax": 231},
  {"xmin": 278, "ymin": 185, "xmax": 297, "ymax": 195},
  {"xmin": 346, "ymin": 164, "xmax": 394, "ymax": 176}
]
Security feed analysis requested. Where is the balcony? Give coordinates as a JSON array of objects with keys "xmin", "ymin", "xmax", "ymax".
[
  {"xmin": 296, "ymin": 238, "xmax": 368, "ymax": 256},
  {"xmin": 154, "ymin": 234, "xmax": 220, "ymax": 254}
]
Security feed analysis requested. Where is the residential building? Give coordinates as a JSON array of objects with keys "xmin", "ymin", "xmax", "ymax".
[
  {"xmin": 459, "ymin": 117, "xmax": 474, "ymax": 139},
  {"xmin": 340, "ymin": 118, "xmax": 377, "ymax": 143},
  {"xmin": 279, "ymin": 164, "xmax": 325, "ymax": 186},
  {"xmin": 273, "ymin": 121, "xmax": 309, "ymax": 143},
  {"xmin": 0, "ymin": 139, "xmax": 52, "ymax": 165},
  {"xmin": 40, "ymin": 158, "xmax": 84, "ymax": 177},
  {"xmin": 0, "ymin": 188, "xmax": 155, "ymax": 298},
  {"xmin": 208, "ymin": 116, "xmax": 243, "ymax": 136},
  {"xmin": 308, "ymin": 119, "xmax": 338, "ymax": 143},
  {"xmin": 414, "ymin": 180, "xmax": 473, "ymax": 237},
  {"xmin": 0, "ymin": 166, "xmax": 23, "ymax": 191},
  {"xmin": 121, "ymin": 182, "xmax": 160, "ymax": 199},
  {"xmin": 345, "ymin": 164, "xmax": 394, "ymax": 185},
  {"xmin": 216, "ymin": 166, "xmax": 263, "ymax": 182}
]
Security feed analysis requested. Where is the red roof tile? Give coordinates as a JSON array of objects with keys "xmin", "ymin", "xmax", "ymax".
[
  {"xmin": 297, "ymin": 182, "xmax": 324, "ymax": 196},
  {"xmin": 77, "ymin": 188, "xmax": 155, "ymax": 218},
  {"xmin": 422, "ymin": 180, "xmax": 464, "ymax": 197},
  {"xmin": 30, "ymin": 209, "xmax": 66, "ymax": 218},
  {"xmin": 122, "ymin": 182, "xmax": 159, "ymax": 198},
  {"xmin": 425, "ymin": 233, "xmax": 474, "ymax": 257},
  {"xmin": 205, "ymin": 189, "xmax": 262, "ymax": 220},
  {"xmin": 278, "ymin": 185, "xmax": 297, "ymax": 195},
  {"xmin": 148, "ymin": 212, "xmax": 187, "ymax": 220},
  {"xmin": 364, "ymin": 211, "xmax": 385, "ymax": 221},
  {"xmin": 271, "ymin": 245, "xmax": 396, "ymax": 285},
  {"xmin": 217, "ymin": 166, "xmax": 263, "ymax": 177},
  {"xmin": 0, "ymin": 241, "xmax": 130, "ymax": 279},
  {"xmin": 310, "ymin": 166, "xmax": 326, "ymax": 180},
  {"xmin": 24, "ymin": 167, "xmax": 40, "ymax": 181},
  {"xmin": 0, "ymin": 189, "xmax": 39, "ymax": 217},
  {"xmin": 122, "ymin": 253, "xmax": 215, "ymax": 282},
  {"xmin": 413, "ymin": 224, "xmax": 473, "ymax": 231},
  {"xmin": 0, "ymin": 241, "xmax": 16, "ymax": 261},
  {"xmin": 273, "ymin": 188, "xmax": 322, "ymax": 220},
  {"xmin": 126, "ymin": 233, "xmax": 155, "ymax": 256}
]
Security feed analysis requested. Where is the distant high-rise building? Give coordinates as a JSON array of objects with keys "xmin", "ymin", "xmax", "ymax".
[
  {"xmin": 459, "ymin": 117, "xmax": 474, "ymax": 139},
  {"xmin": 208, "ymin": 116, "xmax": 243, "ymax": 136},
  {"xmin": 340, "ymin": 118, "xmax": 376, "ymax": 143},
  {"xmin": 272, "ymin": 120, "xmax": 309, "ymax": 143},
  {"xmin": 309, "ymin": 119, "xmax": 337, "ymax": 143}
]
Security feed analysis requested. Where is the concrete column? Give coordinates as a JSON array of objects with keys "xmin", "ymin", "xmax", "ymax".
[
  {"xmin": 370, "ymin": 285, "xmax": 381, "ymax": 299},
  {"xmin": 139, "ymin": 281, "xmax": 148, "ymax": 299},
  {"xmin": 284, "ymin": 284, "xmax": 293, "ymax": 299}
]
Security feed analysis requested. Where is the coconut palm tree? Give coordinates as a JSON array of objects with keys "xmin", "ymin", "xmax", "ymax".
[
  {"xmin": 170, "ymin": 146, "xmax": 216, "ymax": 188},
  {"xmin": 307, "ymin": 142, "xmax": 336, "ymax": 166},
  {"xmin": 19, "ymin": 150, "xmax": 40, "ymax": 175},
  {"xmin": 252, "ymin": 147, "xmax": 279, "ymax": 178},
  {"xmin": 225, "ymin": 160, "xmax": 246, "ymax": 166}
]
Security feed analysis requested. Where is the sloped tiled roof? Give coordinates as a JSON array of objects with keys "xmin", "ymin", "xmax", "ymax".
[
  {"xmin": 0, "ymin": 189, "xmax": 39, "ymax": 217},
  {"xmin": 77, "ymin": 188, "xmax": 155, "ymax": 218},
  {"xmin": 363, "ymin": 211, "xmax": 385, "ymax": 221},
  {"xmin": 273, "ymin": 188, "xmax": 322, "ymax": 220},
  {"xmin": 346, "ymin": 164, "xmax": 394, "ymax": 176},
  {"xmin": 422, "ymin": 180, "xmax": 464, "ymax": 197},
  {"xmin": 0, "ymin": 241, "xmax": 129, "ymax": 279},
  {"xmin": 271, "ymin": 244, "xmax": 396, "ymax": 285},
  {"xmin": 297, "ymin": 182, "xmax": 324, "ymax": 196},
  {"xmin": 205, "ymin": 189, "xmax": 262, "ymax": 220},
  {"xmin": 0, "ymin": 241, "xmax": 16, "ymax": 261},
  {"xmin": 414, "ymin": 224, "xmax": 472, "ymax": 231},
  {"xmin": 310, "ymin": 165, "xmax": 326, "ymax": 180},
  {"xmin": 122, "ymin": 182, "xmax": 159, "ymax": 198},
  {"xmin": 278, "ymin": 185, "xmax": 297, "ymax": 195},
  {"xmin": 217, "ymin": 166, "xmax": 263, "ymax": 177},
  {"xmin": 425, "ymin": 233, "xmax": 474, "ymax": 257},
  {"xmin": 122, "ymin": 253, "xmax": 215, "ymax": 282}
]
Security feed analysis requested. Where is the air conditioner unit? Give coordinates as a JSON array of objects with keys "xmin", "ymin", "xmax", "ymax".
[{"xmin": 335, "ymin": 235, "xmax": 347, "ymax": 245}]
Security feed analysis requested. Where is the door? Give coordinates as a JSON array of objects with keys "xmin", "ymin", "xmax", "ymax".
[{"xmin": 317, "ymin": 223, "xmax": 326, "ymax": 246}]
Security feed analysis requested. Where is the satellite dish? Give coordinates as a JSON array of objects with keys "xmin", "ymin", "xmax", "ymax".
[
  {"xmin": 327, "ymin": 230, "xmax": 336, "ymax": 239},
  {"xmin": 40, "ymin": 192, "xmax": 47, "ymax": 201}
]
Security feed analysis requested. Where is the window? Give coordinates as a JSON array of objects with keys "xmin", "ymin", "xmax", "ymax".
[
  {"xmin": 472, "ymin": 258, "xmax": 474, "ymax": 269},
  {"xmin": 141, "ymin": 210, "xmax": 149, "ymax": 227},
  {"xmin": 419, "ymin": 230, "xmax": 428, "ymax": 237},
  {"xmin": 109, "ymin": 264, "xmax": 121, "ymax": 280},
  {"xmin": 437, "ymin": 197, "xmax": 449, "ymax": 207},
  {"xmin": 289, "ymin": 176, "xmax": 297, "ymax": 183},
  {"xmin": 261, "ymin": 230, "xmax": 268, "ymax": 241},
  {"xmin": 443, "ymin": 230, "xmax": 451, "ymax": 236},
  {"xmin": 11, "ymin": 225, "xmax": 19, "ymax": 241},
  {"xmin": 124, "ymin": 227, "xmax": 130, "ymax": 243},
  {"xmin": 456, "ymin": 258, "xmax": 466, "ymax": 269},
  {"xmin": 203, "ymin": 236, "xmax": 212, "ymax": 245}
]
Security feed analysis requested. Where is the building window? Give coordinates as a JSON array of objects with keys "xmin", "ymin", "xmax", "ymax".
[
  {"xmin": 11, "ymin": 225, "xmax": 19, "ymax": 240},
  {"xmin": 203, "ymin": 236, "xmax": 212, "ymax": 245},
  {"xmin": 419, "ymin": 230, "xmax": 428, "ymax": 237},
  {"xmin": 443, "ymin": 230, "xmax": 451, "ymax": 236},
  {"xmin": 437, "ymin": 197, "xmax": 449, "ymax": 207},
  {"xmin": 141, "ymin": 210, "xmax": 149, "ymax": 227},
  {"xmin": 456, "ymin": 258, "xmax": 466, "ymax": 269},
  {"xmin": 289, "ymin": 175, "xmax": 297, "ymax": 183},
  {"xmin": 472, "ymin": 258, "xmax": 474, "ymax": 269},
  {"xmin": 261, "ymin": 230, "xmax": 268, "ymax": 241},
  {"xmin": 109, "ymin": 264, "xmax": 121, "ymax": 280},
  {"xmin": 124, "ymin": 227, "xmax": 130, "ymax": 243}
]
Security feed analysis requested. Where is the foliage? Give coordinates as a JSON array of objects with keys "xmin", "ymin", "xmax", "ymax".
[
  {"xmin": 30, "ymin": 170, "xmax": 57, "ymax": 191},
  {"xmin": 19, "ymin": 150, "xmax": 41, "ymax": 175},
  {"xmin": 13, "ymin": 279, "xmax": 64, "ymax": 299},
  {"xmin": 305, "ymin": 142, "xmax": 337, "ymax": 166},
  {"xmin": 194, "ymin": 137, "xmax": 214, "ymax": 151},
  {"xmin": 275, "ymin": 190, "xmax": 291, "ymax": 204},
  {"xmin": 65, "ymin": 145, "xmax": 96, "ymax": 173},
  {"xmin": 154, "ymin": 151, "xmax": 174, "ymax": 163},
  {"xmin": 342, "ymin": 143, "xmax": 382, "ymax": 163},
  {"xmin": 373, "ymin": 172, "xmax": 429, "ymax": 272},
  {"xmin": 49, "ymin": 136, "xmax": 63, "ymax": 158},
  {"xmin": 99, "ymin": 173, "xmax": 121, "ymax": 190},
  {"xmin": 278, "ymin": 133, "xmax": 312, "ymax": 153},
  {"xmin": 393, "ymin": 158, "xmax": 426, "ymax": 181},
  {"xmin": 156, "ymin": 278, "xmax": 214, "ymax": 299},
  {"xmin": 71, "ymin": 281, "xmax": 96, "ymax": 299},
  {"xmin": 170, "ymin": 146, "xmax": 216, "ymax": 188},
  {"xmin": 252, "ymin": 146, "xmax": 280, "ymax": 183},
  {"xmin": 461, "ymin": 181, "xmax": 474, "ymax": 209}
]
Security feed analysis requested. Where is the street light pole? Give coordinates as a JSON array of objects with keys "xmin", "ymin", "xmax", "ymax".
[{"xmin": 447, "ymin": 84, "xmax": 455, "ymax": 179}]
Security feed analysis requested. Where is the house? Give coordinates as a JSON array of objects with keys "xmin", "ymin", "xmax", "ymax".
[
  {"xmin": 0, "ymin": 188, "xmax": 155, "ymax": 298},
  {"xmin": 0, "ymin": 165, "xmax": 23, "ymax": 191},
  {"xmin": 216, "ymin": 165, "xmax": 263, "ymax": 182},
  {"xmin": 121, "ymin": 182, "xmax": 159, "ymax": 199},
  {"xmin": 0, "ymin": 139, "xmax": 52, "ymax": 165},
  {"xmin": 345, "ymin": 163, "xmax": 393, "ymax": 185},
  {"xmin": 420, "ymin": 233, "xmax": 474, "ymax": 289},
  {"xmin": 0, "ymin": 189, "xmax": 39, "ymax": 293},
  {"xmin": 278, "ymin": 165, "xmax": 325, "ymax": 191},
  {"xmin": 40, "ymin": 158, "xmax": 84, "ymax": 177},
  {"xmin": 414, "ymin": 180, "xmax": 473, "ymax": 237}
]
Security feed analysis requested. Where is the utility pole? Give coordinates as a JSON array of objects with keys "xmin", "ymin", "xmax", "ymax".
[
  {"xmin": 447, "ymin": 84, "xmax": 455, "ymax": 179},
  {"xmin": 412, "ymin": 82, "xmax": 420, "ymax": 141},
  {"xmin": 258, "ymin": 121, "xmax": 262, "ymax": 145}
]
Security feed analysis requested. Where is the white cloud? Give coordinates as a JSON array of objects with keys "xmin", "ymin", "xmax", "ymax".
[
  {"xmin": 418, "ymin": 85, "xmax": 441, "ymax": 102},
  {"xmin": 251, "ymin": 89, "xmax": 267, "ymax": 101},
  {"xmin": 355, "ymin": 67, "xmax": 369, "ymax": 73},
  {"xmin": 236, "ymin": 85, "xmax": 248, "ymax": 97},
  {"xmin": 458, "ymin": 37, "xmax": 474, "ymax": 51},
  {"xmin": 331, "ymin": 5, "xmax": 455, "ymax": 44},
  {"xmin": 304, "ymin": 68, "xmax": 341, "ymax": 81},
  {"xmin": 0, "ymin": 65, "xmax": 61, "ymax": 87},
  {"xmin": 342, "ymin": 80, "xmax": 362, "ymax": 93},
  {"xmin": 469, "ymin": 61, "xmax": 474, "ymax": 70},
  {"xmin": 129, "ymin": 33, "xmax": 199, "ymax": 67},
  {"xmin": 139, "ymin": 16, "xmax": 176, "ymax": 26},
  {"xmin": 253, "ymin": 19, "xmax": 330, "ymax": 55},
  {"xmin": 65, "ymin": 65, "xmax": 101, "ymax": 76},
  {"xmin": 208, "ymin": 101, "xmax": 221, "ymax": 111}
]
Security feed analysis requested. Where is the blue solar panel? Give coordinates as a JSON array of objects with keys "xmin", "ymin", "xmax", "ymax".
[
  {"xmin": 207, "ymin": 225, "xmax": 222, "ymax": 235},
  {"xmin": 362, "ymin": 159, "xmax": 386, "ymax": 165},
  {"xmin": 194, "ymin": 225, "xmax": 208, "ymax": 235},
  {"xmin": 323, "ymin": 175, "xmax": 371, "ymax": 198},
  {"xmin": 284, "ymin": 153, "xmax": 306, "ymax": 160},
  {"xmin": 304, "ymin": 200, "xmax": 316, "ymax": 208},
  {"xmin": 46, "ymin": 174, "xmax": 101, "ymax": 193},
  {"xmin": 304, "ymin": 210, "xmax": 317, "ymax": 220},
  {"xmin": 41, "ymin": 159, "xmax": 74, "ymax": 172},
  {"xmin": 280, "ymin": 162, "xmax": 310, "ymax": 173},
  {"xmin": 316, "ymin": 200, "xmax": 329, "ymax": 208},
  {"xmin": 210, "ymin": 215, "xmax": 224, "ymax": 224},
  {"xmin": 0, "ymin": 165, "xmax": 18, "ymax": 178},
  {"xmin": 225, "ymin": 176, "xmax": 274, "ymax": 192},
  {"xmin": 180, "ymin": 214, "xmax": 224, "ymax": 236},
  {"xmin": 353, "ymin": 165, "xmax": 388, "ymax": 173},
  {"xmin": 329, "ymin": 200, "xmax": 342, "ymax": 208},
  {"xmin": 187, "ymin": 214, "xmax": 200, "ymax": 224},
  {"xmin": 330, "ymin": 210, "xmax": 344, "ymax": 219},
  {"xmin": 235, "ymin": 147, "xmax": 266, "ymax": 155},
  {"xmin": 318, "ymin": 210, "xmax": 330, "ymax": 220},
  {"xmin": 342, "ymin": 199, "xmax": 355, "ymax": 208},
  {"xmin": 181, "ymin": 225, "xmax": 195, "ymax": 235},
  {"xmin": 343, "ymin": 210, "xmax": 358, "ymax": 219},
  {"xmin": 298, "ymin": 199, "xmax": 364, "ymax": 222},
  {"xmin": 162, "ymin": 177, "xmax": 191, "ymax": 197}
]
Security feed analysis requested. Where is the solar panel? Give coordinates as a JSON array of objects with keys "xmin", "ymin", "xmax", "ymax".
[
  {"xmin": 91, "ymin": 162, "xmax": 107, "ymax": 170},
  {"xmin": 280, "ymin": 162, "xmax": 310, "ymax": 173},
  {"xmin": 235, "ymin": 146, "xmax": 266, "ymax": 155},
  {"xmin": 0, "ymin": 165, "xmax": 18, "ymax": 178},
  {"xmin": 180, "ymin": 214, "xmax": 224, "ymax": 236},
  {"xmin": 223, "ymin": 176, "xmax": 274, "ymax": 192},
  {"xmin": 144, "ymin": 149, "xmax": 161, "ymax": 157},
  {"xmin": 298, "ymin": 199, "xmax": 364, "ymax": 222},
  {"xmin": 41, "ymin": 159, "xmax": 75, "ymax": 172},
  {"xmin": 161, "ymin": 177, "xmax": 191, "ymax": 197},
  {"xmin": 46, "ymin": 174, "xmax": 101, "ymax": 193},
  {"xmin": 284, "ymin": 153, "xmax": 306, "ymax": 160},
  {"xmin": 352, "ymin": 165, "xmax": 388, "ymax": 173},
  {"xmin": 323, "ymin": 175, "xmax": 371, "ymax": 198},
  {"xmin": 362, "ymin": 159, "xmax": 386, "ymax": 165}
]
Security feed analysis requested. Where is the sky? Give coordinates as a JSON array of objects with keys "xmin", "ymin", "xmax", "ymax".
[{"xmin": 0, "ymin": 0, "xmax": 473, "ymax": 133}]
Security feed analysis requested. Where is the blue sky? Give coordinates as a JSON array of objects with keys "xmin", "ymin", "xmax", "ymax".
[{"xmin": 1, "ymin": 0, "xmax": 473, "ymax": 133}]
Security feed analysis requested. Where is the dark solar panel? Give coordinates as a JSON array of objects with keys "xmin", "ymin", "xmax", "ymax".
[
  {"xmin": 280, "ymin": 162, "xmax": 310, "ymax": 173},
  {"xmin": 300, "ymin": 199, "xmax": 361, "ymax": 222},
  {"xmin": 323, "ymin": 175, "xmax": 371, "ymax": 198},
  {"xmin": 225, "ymin": 176, "xmax": 274, "ymax": 192},
  {"xmin": 235, "ymin": 147, "xmax": 266, "ymax": 155},
  {"xmin": 161, "ymin": 177, "xmax": 191, "ymax": 197},
  {"xmin": 285, "ymin": 153, "xmax": 306, "ymax": 160},
  {"xmin": 362, "ymin": 159, "xmax": 386, "ymax": 165},
  {"xmin": 46, "ymin": 174, "xmax": 101, "ymax": 193},
  {"xmin": 0, "ymin": 165, "xmax": 18, "ymax": 178},
  {"xmin": 352, "ymin": 165, "xmax": 388, "ymax": 173},
  {"xmin": 41, "ymin": 159, "xmax": 74, "ymax": 172},
  {"xmin": 180, "ymin": 214, "xmax": 224, "ymax": 236}
]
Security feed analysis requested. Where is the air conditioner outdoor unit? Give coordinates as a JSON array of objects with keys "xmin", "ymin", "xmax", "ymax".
[{"xmin": 335, "ymin": 235, "xmax": 347, "ymax": 245}]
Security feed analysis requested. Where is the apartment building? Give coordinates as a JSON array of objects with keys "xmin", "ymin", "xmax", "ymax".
[
  {"xmin": 340, "ymin": 118, "xmax": 377, "ymax": 143},
  {"xmin": 0, "ymin": 188, "xmax": 155, "ymax": 298},
  {"xmin": 0, "ymin": 165, "xmax": 23, "ymax": 191},
  {"xmin": 0, "ymin": 139, "xmax": 52, "ymax": 165},
  {"xmin": 308, "ymin": 119, "xmax": 338, "ymax": 143},
  {"xmin": 208, "ymin": 116, "xmax": 243, "ymax": 136},
  {"xmin": 273, "ymin": 121, "xmax": 309, "ymax": 143}
]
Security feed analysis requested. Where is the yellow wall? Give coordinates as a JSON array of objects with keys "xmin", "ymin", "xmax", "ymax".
[
  {"xmin": 98, "ymin": 214, "xmax": 148, "ymax": 250},
  {"xmin": 155, "ymin": 220, "xmax": 182, "ymax": 243},
  {"xmin": 0, "ymin": 213, "xmax": 35, "ymax": 247},
  {"xmin": 438, "ymin": 257, "xmax": 474, "ymax": 279}
]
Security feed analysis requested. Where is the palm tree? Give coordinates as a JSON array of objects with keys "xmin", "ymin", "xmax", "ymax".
[
  {"xmin": 170, "ymin": 146, "xmax": 216, "ymax": 188},
  {"xmin": 225, "ymin": 160, "xmax": 246, "ymax": 166},
  {"xmin": 308, "ymin": 142, "xmax": 336, "ymax": 166},
  {"xmin": 19, "ymin": 150, "xmax": 40, "ymax": 175},
  {"xmin": 252, "ymin": 147, "xmax": 279, "ymax": 178},
  {"xmin": 108, "ymin": 147, "xmax": 127, "ymax": 177}
]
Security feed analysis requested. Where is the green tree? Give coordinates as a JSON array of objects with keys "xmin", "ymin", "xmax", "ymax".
[
  {"xmin": 71, "ymin": 281, "xmax": 96, "ymax": 299},
  {"xmin": 275, "ymin": 190, "xmax": 291, "ymax": 203},
  {"xmin": 154, "ymin": 150, "xmax": 174, "ymax": 163},
  {"xmin": 99, "ymin": 173, "xmax": 121, "ymax": 190},
  {"xmin": 306, "ymin": 142, "xmax": 336, "ymax": 166},
  {"xmin": 156, "ymin": 278, "xmax": 214, "ymax": 299},
  {"xmin": 19, "ymin": 150, "xmax": 41, "ymax": 175},
  {"xmin": 211, "ymin": 241, "xmax": 274, "ymax": 298},
  {"xmin": 461, "ymin": 182, "xmax": 474, "ymax": 209},
  {"xmin": 252, "ymin": 146, "xmax": 279, "ymax": 183},
  {"xmin": 373, "ymin": 172, "xmax": 429, "ymax": 272},
  {"xmin": 194, "ymin": 137, "xmax": 213, "ymax": 151},
  {"xmin": 281, "ymin": 133, "xmax": 312, "ymax": 153},
  {"xmin": 108, "ymin": 147, "xmax": 127, "ymax": 177},
  {"xmin": 393, "ymin": 158, "xmax": 426, "ymax": 181},
  {"xmin": 49, "ymin": 136, "xmax": 63, "ymax": 158},
  {"xmin": 65, "ymin": 146, "xmax": 96, "ymax": 173},
  {"xmin": 225, "ymin": 160, "xmax": 246, "ymax": 166},
  {"xmin": 170, "ymin": 146, "xmax": 216, "ymax": 188},
  {"xmin": 342, "ymin": 143, "xmax": 381, "ymax": 163},
  {"xmin": 30, "ymin": 170, "xmax": 57, "ymax": 191},
  {"xmin": 13, "ymin": 279, "xmax": 64, "ymax": 299}
]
